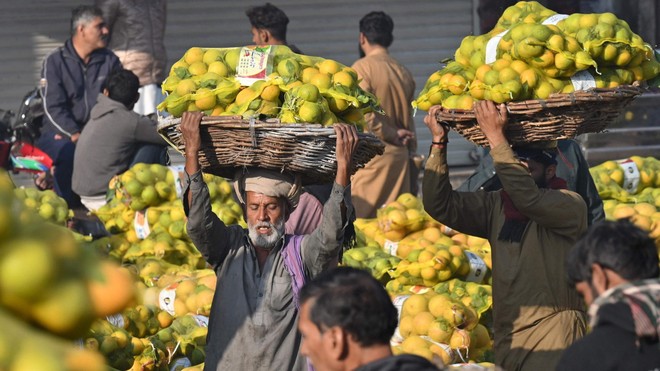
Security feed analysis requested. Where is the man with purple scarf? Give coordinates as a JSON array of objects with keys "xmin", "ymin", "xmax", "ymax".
[{"xmin": 179, "ymin": 111, "xmax": 357, "ymax": 371}]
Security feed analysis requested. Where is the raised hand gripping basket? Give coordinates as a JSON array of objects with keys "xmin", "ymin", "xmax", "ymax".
[
  {"xmin": 434, "ymin": 85, "xmax": 643, "ymax": 147},
  {"xmin": 158, "ymin": 115, "xmax": 385, "ymax": 184}
]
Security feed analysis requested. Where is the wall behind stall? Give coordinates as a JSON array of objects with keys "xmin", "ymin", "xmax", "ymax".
[{"xmin": 0, "ymin": 0, "xmax": 476, "ymax": 166}]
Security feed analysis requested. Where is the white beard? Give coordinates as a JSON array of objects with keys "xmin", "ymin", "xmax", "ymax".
[{"xmin": 248, "ymin": 218, "xmax": 285, "ymax": 250}]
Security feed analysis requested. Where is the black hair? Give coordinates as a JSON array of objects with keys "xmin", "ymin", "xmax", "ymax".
[
  {"xmin": 567, "ymin": 219, "xmax": 660, "ymax": 286},
  {"xmin": 104, "ymin": 68, "xmax": 140, "ymax": 109},
  {"xmin": 71, "ymin": 5, "xmax": 104, "ymax": 36},
  {"xmin": 359, "ymin": 11, "xmax": 394, "ymax": 48},
  {"xmin": 299, "ymin": 266, "xmax": 398, "ymax": 347},
  {"xmin": 245, "ymin": 3, "xmax": 289, "ymax": 42}
]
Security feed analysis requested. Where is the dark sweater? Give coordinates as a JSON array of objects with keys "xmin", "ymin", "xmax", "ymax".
[{"xmin": 556, "ymin": 302, "xmax": 660, "ymax": 370}]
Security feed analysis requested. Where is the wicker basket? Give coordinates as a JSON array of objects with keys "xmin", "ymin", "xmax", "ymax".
[
  {"xmin": 435, "ymin": 84, "xmax": 643, "ymax": 147},
  {"xmin": 158, "ymin": 115, "xmax": 385, "ymax": 184}
]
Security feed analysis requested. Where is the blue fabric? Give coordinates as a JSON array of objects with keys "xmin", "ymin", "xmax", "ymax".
[
  {"xmin": 36, "ymin": 132, "xmax": 80, "ymax": 208},
  {"xmin": 129, "ymin": 143, "xmax": 168, "ymax": 167}
]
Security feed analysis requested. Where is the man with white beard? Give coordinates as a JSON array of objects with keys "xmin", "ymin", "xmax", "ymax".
[{"xmin": 179, "ymin": 111, "xmax": 358, "ymax": 371}]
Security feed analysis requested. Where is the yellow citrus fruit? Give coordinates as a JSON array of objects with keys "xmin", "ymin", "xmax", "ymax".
[
  {"xmin": 402, "ymin": 294, "xmax": 429, "ymax": 317},
  {"xmin": 520, "ymin": 69, "xmax": 539, "ymax": 88},
  {"xmin": 207, "ymin": 61, "xmax": 229, "ymax": 77},
  {"xmin": 554, "ymin": 52, "xmax": 573, "ymax": 70},
  {"xmin": 317, "ymin": 59, "xmax": 342, "ymax": 75},
  {"xmin": 547, "ymin": 34, "xmax": 565, "ymax": 51},
  {"xmin": 578, "ymin": 14, "xmax": 599, "ymax": 29},
  {"xmin": 184, "ymin": 47, "xmax": 205, "ymax": 64},
  {"xmin": 277, "ymin": 58, "xmax": 301, "ymax": 78},
  {"xmin": 188, "ymin": 61, "xmax": 208, "ymax": 76},
  {"xmin": 210, "ymin": 105, "xmax": 225, "ymax": 116},
  {"xmin": 328, "ymin": 96, "xmax": 349, "ymax": 112},
  {"xmin": 194, "ymin": 87, "xmax": 217, "ymax": 110},
  {"xmin": 469, "ymin": 80, "xmax": 486, "ymax": 100},
  {"xmin": 295, "ymin": 83, "xmax": 320, "ymax": 102},
  {"xmin": 475, "ymin": 65, "xmax": 492, "ymax": 82},
  {"xmin": 310, "ymin": 73, "xmax": 332, "ymax": 90},
  {"xmin": 483, "ymin": 70, "xmax": 500, "ymax": 86},
  {"xmin": 235, "ymin": 88, "xmax": 256, "ymax": 106},
  {"xmin": 412, "ymin": 311, "xmax": 436, "ymax": 336},
  {"xmin": 298, "ymin": 101, "xmax": 322, "ymax": 123},
  {"xmin": 530, "ymin": 50, "xmax": 555, "ymax": 69},
  {"xmin": 447, "ymin": 75, "xmax": 467, "ymax": 95},
  {"xmin": 491, "ymin": 58, "xmax": 510, "ymax": 71},
  {"xmin": 202, "ymin": 49, "xmax": 223, "ymax": 65},
  {"xmin": 455, "ymin": 95, "xmax": 474, "ymax": 110},
  {"xmin": 497, "ymin": 67, "xmax": 518, "ymax": 83},
  {"xmin": 534, "ymin": 81, "xmax": 555, "ymax": 99},
  {"xmin": 509, "ymin": 60, "xmax": 528, "ymax": 74},
  {"xmin": 260, "ymin": 84, "xmax": 281, "ymax": 101},
  {"xmin": 333, "ymin": 71, "xmax": 356, "ymax": 88},
  {"xmin": 175, "ymin": 78, "xmax": 197, "ymax": 96},
  {"xmin": 224, "ymin": 48, "xmax": 241, "ymax": 71},
  {"xmin": 516, "ymin": 39, "xmax": 544, "ymax": 59},
  {"xmin": 301, "ymin": 67, "xmax": 319, "ymax": 83}
]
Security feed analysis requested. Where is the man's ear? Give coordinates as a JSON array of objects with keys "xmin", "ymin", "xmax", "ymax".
[
  {"xmin": 359, "ymin": 32, "xmax": 366, "ymax": 46},
  {"xmin": 545, "ymin": 163, "xmax": 557, "ymax": 181},
  {"xmin": 102, "ymin": 88, "xmax": 110, "ymax": 97},
  {"xmin": 590, "ymin": 263, "xmax": 607, "ymax": 293},
  {"xmin": 261, "ymin": 29, "xmax": 271, "ymax": 44},
  {"xmin": 326, "ymin": 327, "xmax": 349, "ymax": 361}
]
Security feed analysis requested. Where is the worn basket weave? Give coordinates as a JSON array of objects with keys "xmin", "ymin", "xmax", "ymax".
[
  {"xmin": 435, "ymin": 84, "xmax": 643, "ymax": 147},
  {"xmin": 158, "ymin": 115, "xmax": 385, "ymax": 184}
]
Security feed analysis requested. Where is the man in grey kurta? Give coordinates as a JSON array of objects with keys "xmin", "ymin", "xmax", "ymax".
[{"xmin": 179, "ymin": 111, "xmax": 358, "ymax": 371}]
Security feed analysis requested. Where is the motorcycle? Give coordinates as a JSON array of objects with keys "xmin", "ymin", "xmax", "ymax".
[{"xmin": 0, "ymin": 88, "xmax": 52, "ymax": 177}]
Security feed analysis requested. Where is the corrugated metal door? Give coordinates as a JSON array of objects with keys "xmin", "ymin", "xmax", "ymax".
[{"xmin": 0, "ymin": 0, "xmax": 478, "ymax": 166}]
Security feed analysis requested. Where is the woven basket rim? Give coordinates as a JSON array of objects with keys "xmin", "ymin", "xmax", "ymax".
[
  {"xmin": 433, "ymin": 84, "xmax": 644, "ymax": 147},
  {"xmin": 157, "ymin": 115, "xmax": 385, "ymax": 184}
]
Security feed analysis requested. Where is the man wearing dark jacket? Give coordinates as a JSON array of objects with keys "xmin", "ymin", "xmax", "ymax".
[
  {"xmin": 557, "ymin": 219, "xmax": 660, "ymax": 370},
  {"xmin": 39, "ymin": 5, "xmax": 121, "ymax": 207},
  {"xmin": 72, "ymin": 68, "xmax": 167, "ymax": 211},
  {"xmin": 298, "ymin": 267, "xmax": 441, "ymax": 371}
]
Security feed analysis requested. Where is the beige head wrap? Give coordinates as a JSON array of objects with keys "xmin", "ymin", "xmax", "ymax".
[{"xmin": 233, "ymin": 168, "xmax": 302, "ymax": 209}]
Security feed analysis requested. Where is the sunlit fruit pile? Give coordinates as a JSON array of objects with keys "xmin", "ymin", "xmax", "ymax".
[
  {"xmin": 413, "ymin": 1, "xmax": 660, "ymax": 110},
  {"xmin": 591, "ymin": 156, "xmax": 660, "ymax": 250},
  {"xmin": 157, "ymin": 45, "xmax": 380, "ymax": 129}
]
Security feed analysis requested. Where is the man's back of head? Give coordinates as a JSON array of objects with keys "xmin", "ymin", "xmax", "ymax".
[
  {"xmin": 300, "ymin": 266, "xmax": 398, "ymax": 347},
  {"xmin": 246, "ymin": 3, "xmax": 290, "ymax": 43},
  {"xmin": 104, "ymin": 68, "xmax": 140, "ymax": 109},
  {"xmin": 359, "ymin": 11, "xmax": 394, "ymax": 48},
  {"xmin": 567, "ymin": 219, "xmax": 659, "ymax": 288}
]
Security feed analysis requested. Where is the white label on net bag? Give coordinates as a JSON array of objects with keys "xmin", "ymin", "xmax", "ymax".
[
  {"xmin": 236, "ymin": 45, "xmax": 275, "ymax": 86},
  {"xmin": 170, "ymin": 358, "xmax": 192, "ymax": 371},
  {"xmin": 106, "ymin": 313, "xmax": 126, "ymax": 329},
  {"xmin": 192, "ymin": 315, "xmax": 210, "ymax": 327},
  {"xmin": 390, "ymin": 295, "xmax": 410, "ymax": 344},
  {"xmin": 617, "ymin": 159, "xmax": 641, "ymax": 193},
  {"xmin": 464, "ymin": 251, "xmax": 487, "ymax": 283},
  {"xmin": 168, "ymin": 165, "xmax": 185, "ymax": 198},
  {"xmin": 485, "ymin": 30, "xmax": 509, "ymax": 64},
  {"xmin": 159, "ymin": 284, "xmax": 177, "ymax": 315},
  {"xmin": 542, "ymin": 14, "xmax": 569, "ymax": 25},
  {"xmin": 134, "ymin": 209, "xmax": 151, "ymax": 239},
  {"xmin": 571, "ymin": 70, "xmax": 597, "ymax": 92},
  {"xmin": 384, "ymin": 239, "xmax": 399, "ymax": 256}
]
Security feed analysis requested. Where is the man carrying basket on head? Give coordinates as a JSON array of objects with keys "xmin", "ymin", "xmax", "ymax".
[
  {"xmin": 422, "ymin": 101, "xmax": 588, "ymax": 371},
  {"xmin": 179, "ymin": 111, "xmax": 358, "ymax": 371}
]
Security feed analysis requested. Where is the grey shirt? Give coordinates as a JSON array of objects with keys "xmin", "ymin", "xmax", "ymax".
[
  {"xmin": 72, "ymin": 93, "xmax": 166, "ymax": 196},
  {"xmin": 183, "ymin": 170, "xmax": 352, "ymax": 371}
]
